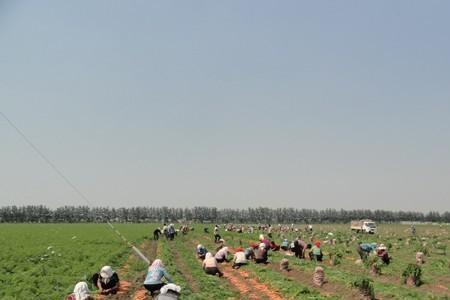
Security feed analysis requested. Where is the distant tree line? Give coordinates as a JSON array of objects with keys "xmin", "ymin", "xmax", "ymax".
[{"xmin": 0, "ymin": 205, "xmax": 448, "ymax": 223}]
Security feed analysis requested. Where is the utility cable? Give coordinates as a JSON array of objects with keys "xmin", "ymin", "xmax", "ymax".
[{"xmin": 0, "ymin": 110, "xmax": 150, "ymax": 264}]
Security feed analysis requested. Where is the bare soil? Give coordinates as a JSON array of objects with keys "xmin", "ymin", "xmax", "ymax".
[
  {"xmin": 95, "ymin": 240, "xmax": 157, "ymax": 300},
  {"xmin": 189, "ymin": 237, "xmax": 285, "ymax": 300},
  {"xmin": 221, "ymin": 262, "xmax": 285, "ymax": 300}
]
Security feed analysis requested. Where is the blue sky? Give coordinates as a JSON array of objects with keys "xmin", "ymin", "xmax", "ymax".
[{"xmin": 1, "ymin": 1, "xmax": 449, "ymax": 211}]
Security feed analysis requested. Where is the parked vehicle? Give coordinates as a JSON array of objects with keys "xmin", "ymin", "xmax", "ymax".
[{"xmin": 351, "ymin": 219, "xmax": 377, "ymax": 234}]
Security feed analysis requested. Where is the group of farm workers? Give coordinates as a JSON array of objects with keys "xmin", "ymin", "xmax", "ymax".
[
  {"xmin": 279, "ymin": 238, "xmax": 324, "ymax": 261},
  {"xmin": 197, "ymin": 228, "xmax": 391, "ymax": 280},
  {"xmin": 153, "ymin": 223, "xmax": 177, "ymax": 241},
  {"xmin": 66, "ymin": 266, "xmax": 120, "ymax": 299},
  {"xmin": 66, "ymin": 221, "xmax": 188, "ymax": 299},
  {"xmin": 66, "ymin": 260, "xmax": 180, "ymax": 300},
  {"xmin": 357, "ymin": 242, "xmax": 391, "ymax": 264},
  {"xmin": 194, "ymin": 232, "xmax": 326, "ymax": 279},
  {"xmin": 65, "ymin": 224, "xmax": 392, "ymax": 300}
]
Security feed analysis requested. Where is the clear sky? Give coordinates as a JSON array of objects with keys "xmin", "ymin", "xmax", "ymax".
[{"xmin": 1, "ymin": 1, "xmax": 449, "ymax": 211}]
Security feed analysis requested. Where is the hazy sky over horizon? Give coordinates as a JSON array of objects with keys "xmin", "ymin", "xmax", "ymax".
[{"xmin": 1, "ymin": 1, "xmax": 450, "ymax": 212}]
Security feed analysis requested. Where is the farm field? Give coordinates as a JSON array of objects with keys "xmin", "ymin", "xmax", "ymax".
[{"xmin": 0, "ymin": 223, "xmax": 449, "ymax": 300}]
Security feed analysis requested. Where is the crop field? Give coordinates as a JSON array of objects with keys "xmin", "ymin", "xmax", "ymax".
[{"xmin": 0, "ymin": 223, "xmax": 449, "ymax": 300}]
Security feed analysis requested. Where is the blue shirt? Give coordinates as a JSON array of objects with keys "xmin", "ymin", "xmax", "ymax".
[
  {"xmin": 360, "ymin": 243, "xmax": 377, "ymax": 252},
  {"xmin": 144, "ymin": 267, "xmax": 173, "ymax": 285}
]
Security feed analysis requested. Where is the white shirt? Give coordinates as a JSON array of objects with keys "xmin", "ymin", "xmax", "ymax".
[{"xmin": 234, "ymin": 252, "xmax": 247, "ymax": 264}]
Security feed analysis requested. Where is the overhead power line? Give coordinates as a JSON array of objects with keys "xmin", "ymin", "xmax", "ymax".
[
  {"xmin": 0, "ymin": 110, "xmax": 150, "ymax": 264},
  {"xmin": 0, "ymin": 111, "xmax": 90, "ymax": 204}
]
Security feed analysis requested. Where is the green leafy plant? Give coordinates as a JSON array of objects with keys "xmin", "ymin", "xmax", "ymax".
[
  {"xmin": 352, "ymin": 277, "xmax": 375, "ymax": 299},
  {"xmin": 402, "ymin": 264, "xmax": 422, "ymax": 286},
  {"xmin": 328, "ymin": 249, "xmax": 344, "ymax": 265},
  {"xmin": 364, "ymin": 255, "xmax": 383, "ymax": 275}
]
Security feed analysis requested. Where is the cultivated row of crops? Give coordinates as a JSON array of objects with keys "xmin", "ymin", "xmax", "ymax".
[{"xmin": 0, "ymin": 223, "xmax": 449, "ymax": 299}]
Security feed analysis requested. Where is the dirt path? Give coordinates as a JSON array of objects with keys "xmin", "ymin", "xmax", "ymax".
[
  {"xmin": 132, "ymin": 240, "xmax": 157, "ymax": 300},
  {"xmin": 202, "ymin": 235, "xmax": 362, "ymax": 299},
  {"xmin": 168, "ymin": 242, "xmax": 200, "ymax": 293},
  {"xmin": 189, "ymin": 237, "xmax": 285, "ymax": 300},
  {"xmin": 221, "ymin": 262, "xmax": 284, "ymax": 300},
  {"xmin": 96, "ymin": 240, "xmax": 157, "ymax": 300}
]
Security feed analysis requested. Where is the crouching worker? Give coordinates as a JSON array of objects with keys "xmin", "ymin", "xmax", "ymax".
[
  {"xmin": 244, "ymin": 246, "xmax": 255, "ymax": 260},
  {"xmin": 376, "ymin": 244, "xmax": 390, "ymax": 265},
  {"xmin": 215, "ymin": 246, "xmax": 230, "ymax": 263},
  {"xmin": 65, "ymin": 281, "xmax": 93, "ymax": 300},
  {"xmin": 293, "ymin": 238, "xmax": 307, "ymax": 259},
  {"xmin": 144, "ymin": 259, "xmax": 173, "ymax": 296},
  {"xmin": 310, "ymin": 242, "xmax": 323, "ymax": 262},
  {"xmin": 196, "ymin": 244, "xmax": 207, "ymax": 260},
  {"xmin": 255, "ymin": 243, "xmax": 268, "ymax": 264},
  {"xmin": 92, "ymin": 266, "xmax": 120, "ymax": 295},
  {"xmin": 202, "ymin": 252, "xmax": 224, "ymax": 277},
  {"xmin": 232, "ymin": 247, "xmax": 247, "ymax": 269},
  {"xmin": 280, "ymin": 239, "xmax": 290, "ymax": 251},
  {"xmin": 259, "ymin": 234, "xmax": 270, "ymax": 250},
  {"xmin": 357, "ymin": 242, "xmax": 377, "ymax": 261},
  {"xmin": 154, "ymin": 284, "xmax": 182, "ymax": 300}
]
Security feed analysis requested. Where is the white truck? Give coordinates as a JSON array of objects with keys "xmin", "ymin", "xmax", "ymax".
[{"xmin": 351, "ymin": 219, "xmax": 377, "ymax": 234}]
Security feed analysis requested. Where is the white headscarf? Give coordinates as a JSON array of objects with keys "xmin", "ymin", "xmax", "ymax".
[
  {"xmin": 205, "ymin": 252, "xmax": 213, "ymax": 260},
  {"xmin": 147, "ymin": 259, "xmax": 166, "ymax": 282},
  {"xmin": 73, "ymin": 281, "xmax": 90, "ymax": 300},
  {"xmin": 161, "ymin": 283, "xmax": 181, "ymax": 294},
  {"xmin": 259, "ymin": 234, "xmax": 265, "ymax": 241},
  {"xmin": 149, "ymin": 259, "xmax": 164, "ymax": 271},
  {"xmin": 100, "ymin": 266, "xmax": 114, "ymax": 284}
]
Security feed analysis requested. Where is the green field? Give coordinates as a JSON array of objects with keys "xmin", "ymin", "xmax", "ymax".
[{"xmin": 0, "ymin": 223, "xmax": 449, "ymax": 299}]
